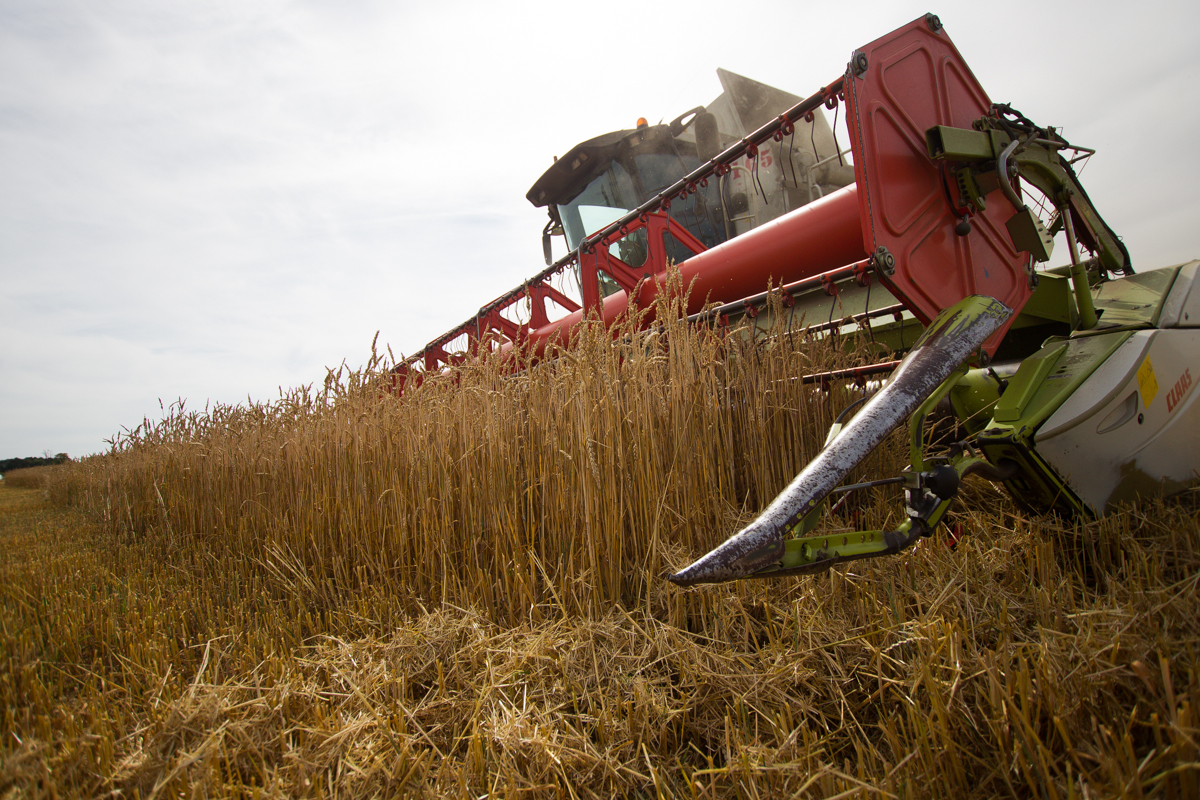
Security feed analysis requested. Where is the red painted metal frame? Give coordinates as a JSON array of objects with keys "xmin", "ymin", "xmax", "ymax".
[
  {"xmin": 394, "ymin": 15, "xmax": 1035, "ymax": 391},
  {"xmin": 390, "ymin": 212, "xmax": 711, "ymax": 390},
  {"xmin": 496, "ymin": 185, "xmax": 867, "ymax": 362},
  {"xmin": 576, "ymin": 212, "xmax": 709, "ymax": 311},
  {"xmin": 843, "ymin": 16, "xmax": 1030, "ymax": 355}
]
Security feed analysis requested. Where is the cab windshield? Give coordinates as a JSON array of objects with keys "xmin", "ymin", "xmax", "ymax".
[
  {"xmin": 556, "ymin": 148, "xmax": 725, "ymax": 255},
  {"xmin": 557, "ymin": 162, "xmax": 637, "ymax": 251}
]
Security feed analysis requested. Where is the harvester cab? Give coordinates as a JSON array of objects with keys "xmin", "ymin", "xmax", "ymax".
[{"xmin": 526, "ymin": 69, "xmax": 854, "ymax": 291}]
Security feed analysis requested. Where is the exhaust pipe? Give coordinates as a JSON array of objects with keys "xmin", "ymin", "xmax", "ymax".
[{"xmin": 668, "ymin": 295, "xmax": 1013, "ymax": 586}]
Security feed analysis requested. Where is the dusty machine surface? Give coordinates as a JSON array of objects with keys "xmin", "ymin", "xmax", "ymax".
[
  {"xmin": 527, "ymin": 68, "xmax": 856, "ymax": 264},
  {"xmin": 395, "ymin": 14, "xmax": 1199, "ymax": 585}
]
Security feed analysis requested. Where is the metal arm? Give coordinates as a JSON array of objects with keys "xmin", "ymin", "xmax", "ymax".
[
  {"xmin": 927, "ymin": 108, "xmax": 1132, "ymax": 332},
  {"xmin": 668, "ymin": 294, "xmax": 1012, "ymax": 586}
]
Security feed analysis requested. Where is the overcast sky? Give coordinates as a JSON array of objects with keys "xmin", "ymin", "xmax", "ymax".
[{"xmin": 2, "ymin": 0, "xmax": 1197, "ymax": 459}]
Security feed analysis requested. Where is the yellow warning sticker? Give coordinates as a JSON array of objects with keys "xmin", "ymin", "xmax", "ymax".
[{"xmin": 1137, "ymin": 357, "xmax": 1159, "ymax": 407}]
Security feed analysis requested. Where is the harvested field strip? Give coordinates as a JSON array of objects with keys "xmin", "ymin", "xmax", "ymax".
[
  {"xmin": 4, "ymin": 295, "xmax": 1199, "ymax": 797},
  {"xmin": 4, "ymin": 483, "xmax": 1198, "ymax": 797}
]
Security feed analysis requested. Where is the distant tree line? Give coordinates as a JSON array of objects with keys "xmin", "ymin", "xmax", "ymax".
[{"xmin": 1, "ymin": 454, "xmax": 69, "ymax": 475}]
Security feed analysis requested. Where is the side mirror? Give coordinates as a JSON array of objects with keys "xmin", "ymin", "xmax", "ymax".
[
  {"xmin": 542, "ymin": 220, "xmax": 562, "ymax": 266},
  {"xmin": 669, "ymin": 106, "xmax": 707, "ymax": 138},
  {"xmin": 695, "ymin": 111, "xmax": 720, "ymax": 161}
]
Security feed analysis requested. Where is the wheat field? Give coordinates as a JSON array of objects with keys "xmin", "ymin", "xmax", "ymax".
[{"xmin": 2, "ymin": 291, "xmax": 1198, "ymax": 798}]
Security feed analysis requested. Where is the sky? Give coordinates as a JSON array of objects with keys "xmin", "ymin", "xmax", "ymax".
[{"xmin": 2, "ymin": 0, "xmax": 1198, "ymax": 459}]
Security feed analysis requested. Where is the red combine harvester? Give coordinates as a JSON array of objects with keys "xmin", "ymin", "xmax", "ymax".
[{"xmin": 395, "ymin": 15, "xmax": 1200, "ymax": 585}]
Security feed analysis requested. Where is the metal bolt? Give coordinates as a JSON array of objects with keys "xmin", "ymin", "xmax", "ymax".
[
  {"xmin": 873, "ymin": 246, "xmax": 895, "ymax": 275},
  {"xmin": 926, "ymin": 14, "xmax": 942, "ymax": 32},
  {"xmin": 851, "ymin": 50, "xmax": 869, "ymax": 78}
]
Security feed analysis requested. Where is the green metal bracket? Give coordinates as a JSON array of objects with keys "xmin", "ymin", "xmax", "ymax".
[
  {"xmin": 993, "ymin": 342, "xmax": 1067, "ymax": 422},
  {"xmin": 909, "ymin": 365, "xmax": 968, "ymax": 472},
  {"xmin": 778, "ymin": 524, "xmax": 909, "ymax": 571},
  {"xmin": 926, "ymin": 126, "xmax": 1006, "ymax": 162},
  {"xmin": 926, "ymin": 115, "xmax": 1131, "ymax": 338}
]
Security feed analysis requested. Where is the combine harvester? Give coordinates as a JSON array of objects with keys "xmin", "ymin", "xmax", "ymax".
[{"xmin": 396, "ymin": 14, "xmax": 1200, "ymax": 585}]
